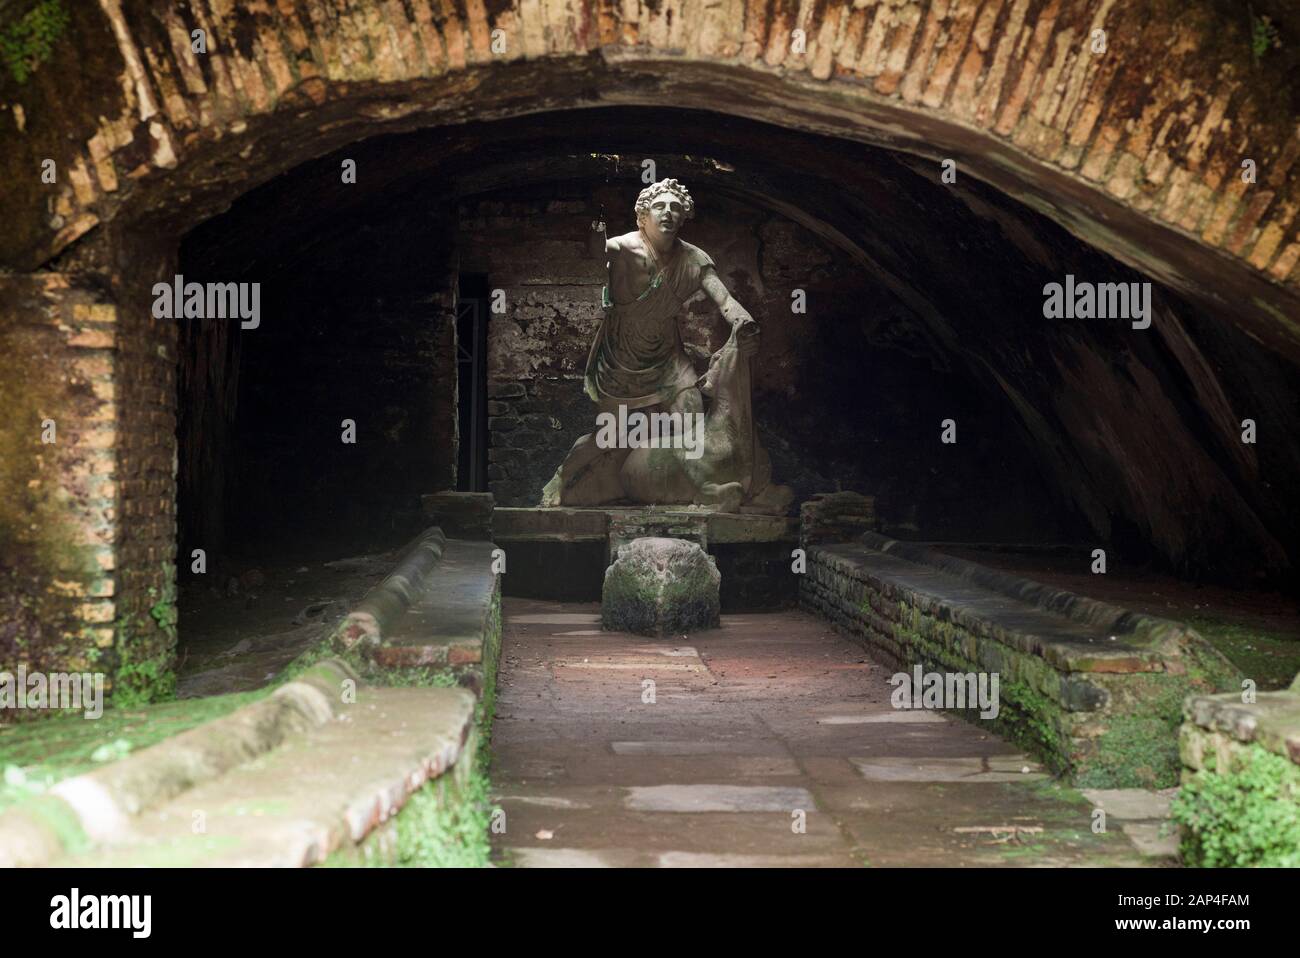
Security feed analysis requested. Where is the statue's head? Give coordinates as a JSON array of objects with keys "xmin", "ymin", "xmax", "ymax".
[{"xmin": 635, "ymin": 179, "xmax": 694, "ymax": 242}]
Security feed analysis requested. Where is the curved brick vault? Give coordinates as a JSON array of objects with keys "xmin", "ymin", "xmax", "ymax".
[
  {"xmin": 179, "ymin": 115, "xmax": 1300, "ymax": 591},
  {"xmin": 1, "ymin": 0, "xmax": 1299, "ymax": 697},
  {"xmin": 0, "ymin": 0, "xmax": 1298, "ymax": 350}
]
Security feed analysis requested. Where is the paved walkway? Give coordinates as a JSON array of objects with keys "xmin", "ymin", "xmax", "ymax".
[{"xmin": 490, "ymin": 598, "xmax": 1174, "ymax": 867}]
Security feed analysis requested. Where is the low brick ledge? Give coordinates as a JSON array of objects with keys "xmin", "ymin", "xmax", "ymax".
[
  {"xmin": 859, "ymin": 533, "xmax": 1205, "ymax": 660},
  {"xmin": 800, "ymin": 534, "xmax": 1240, "ymax": 787}
]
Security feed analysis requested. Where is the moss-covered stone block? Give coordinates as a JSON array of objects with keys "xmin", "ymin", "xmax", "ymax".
[{"xmin": 602, "ymin": 537, "xmax": 720, "ymax": 637}]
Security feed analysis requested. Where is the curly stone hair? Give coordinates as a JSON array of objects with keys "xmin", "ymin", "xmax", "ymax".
[{"xmin": 634, "ymin": 179, "xmax": 695, "ymax": 223}]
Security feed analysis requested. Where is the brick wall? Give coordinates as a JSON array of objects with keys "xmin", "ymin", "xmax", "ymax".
[
  {"xmin": 459, "ymin": 193, "xmax": 606, "ymax": 506},
  {"xmin": 0, "ymin": 276, "xmax": 120, "ymax": 696},
  {"xmin": 110, "ymin": 256, "xmax": 180, "ymax": 702}
]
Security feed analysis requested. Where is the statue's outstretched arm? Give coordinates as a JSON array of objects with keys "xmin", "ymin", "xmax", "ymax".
[
  {"xmin": 588, "ymin": 210, "xmax": 620, "ymax": 259},
  {"xmin": 701, "ymin": 268, "xmax": 755, "ymax": 329}
]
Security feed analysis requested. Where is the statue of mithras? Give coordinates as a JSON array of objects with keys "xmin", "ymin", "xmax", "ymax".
[{"xmin": 541, "ymin": 179, "xmax": 793, "ymax": 515}]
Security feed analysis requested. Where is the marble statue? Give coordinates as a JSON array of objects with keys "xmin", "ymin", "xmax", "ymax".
[{"xmin": 541, "ymin": 179, "xmax": 793, "ymax": 515}]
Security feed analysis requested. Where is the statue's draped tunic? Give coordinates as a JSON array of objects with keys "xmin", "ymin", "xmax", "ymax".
[{"xmin": 584, "ymin": 240, "xmax": 715, "ymax": 411}]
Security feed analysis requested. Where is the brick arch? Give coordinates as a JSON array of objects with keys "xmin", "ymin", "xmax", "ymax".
[
  {"xmin": 3, "ymin": 0, "xmax": 1298, "ymax": 352},
  {"xmin": 4, "ymin": 0, "xmax": 1300, "ymax": 699}
]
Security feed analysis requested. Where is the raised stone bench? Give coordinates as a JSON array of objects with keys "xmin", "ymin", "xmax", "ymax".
[
  {"xmin": 331, "ymin": 527, "xmax": 449, "ymax": 651},
  {"xmin": 328, "ymin": 526, "xmax": 502, "ymax": 690},
  {"xmin": 60, "ymin": 680, "xmax": 477, "ymax": 867},
  {"xmin": 0, "ymin": 660, "xmax": 476, "ymax": 867},
  {"xmin": 801, "ymin": 533, "xmax": 1239, "ymax": 787}
]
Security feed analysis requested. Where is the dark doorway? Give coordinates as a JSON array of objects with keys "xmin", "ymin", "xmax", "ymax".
[{"xmin": 457, "ymin": 273, "xmax": 490, "ymax": 492}]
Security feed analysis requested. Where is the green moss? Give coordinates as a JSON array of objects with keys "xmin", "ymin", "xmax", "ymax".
[
  {"xmin": 387, "ymin": 631, "xmax": 501, "ymax": 869},
  {"xmin": 110, "ymin": 563, "xmax": 180, "ymax": 707},
  {"xmin": 279, "ymin": 637, "xmax": 456, "ymax": 689},
  {"xmin": 110, "ymin": 622, "xmax": 177, "ymax": 708},
  {"xmin": 0, "ymin": 687, "xmax": 267, "ymax": 814},
  {"xmin": 999, "ymin": 681, "xmax": 1071, "ymax": 774},
  {"xmin": 1252, "ymin": 11, "xmax": 1282, "ymax": 63},
  {"xmin": 1172, "ymin": 744, "xmax": 1300, "ymax": 867},
  {"xmin": 1077, "ymin": 659, "xmax": 1235, "ymax": 790},
  {"xmin": 0, "ymin": 0, "xmax": 69, "ymax": 85},
  {"xmin": 16, "ymin": 794, "xmax": 89, "ymax": 855},
  {"xmin": 1077, "ymin": 710, "xmax": 1183, "ymax": 789},
  {"xmin": 391, "ymin": 754, "xmax": 494, "ymax": 867},
  {"xmin": 1184, "ymin": 614, "xmax": 1300, "ymax": 691},
  {"xmin": 1023, "ymin": 775, "xmax": 1089, "ymax": 807}
]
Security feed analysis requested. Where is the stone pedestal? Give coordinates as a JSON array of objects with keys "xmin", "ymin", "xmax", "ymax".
[
  {"xmin": 602, "ymin": 537, "xmax": 720, "ymax": 637},
  {"xmin": 607, "ymin": 511, "xmax": 708, "ymax": 566}
]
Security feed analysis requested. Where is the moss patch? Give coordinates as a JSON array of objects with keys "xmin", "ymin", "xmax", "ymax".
[
  {"xmin": 108, "ymin": 563, "xmax": 180, "ymax": 707},
  {"xmin": 1185, "ymin": 614, "xmax": 1300, "ymax": 691},
  {"xmin": 0, "ymin": 687, "xmax": 268, "ymax": 814},
  {"xmin": 1075, "ymin": 679, "xmax": 1191, "ymax": 789},
  {"xmin": 387, "ymin": 646, "xmax": 500, "ymax": 868},
  {"xmin": 1077, "ymin": 655, "xmax": 1238, "ymax": 790},
  {"xmin": 388, "ymin": 753, "xmax": 494, "ymax": 867},
  {"xmin": 1172, "ymin": 744, "xmax": 1300, "ymax": 867},
  {"xmin": 0, "ymin": 0, "xmax": 69, "ymax": 85}
]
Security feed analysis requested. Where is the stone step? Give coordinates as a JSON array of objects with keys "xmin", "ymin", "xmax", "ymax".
[{"xmin": 60, "ymin": 685, "xmax": 476, "ymax": 867}]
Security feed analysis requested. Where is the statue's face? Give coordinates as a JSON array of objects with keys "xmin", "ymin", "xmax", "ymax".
[{"xmin": 641, "ymin": 193, "xmax": 686, "ymax": 243}]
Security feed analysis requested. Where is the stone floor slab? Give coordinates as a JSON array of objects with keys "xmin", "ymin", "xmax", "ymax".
[
  {"xmin": 507, "ymin": 847, "xmax": 633, "ymax": 867},
  {"xmin": 656, "ymin": 851, "xmax": 853, "ymax": 867},
  {"xmin": 610, "ymin": 740, "xmax": 781, "ymax": 756},
  {"xmin": 1121, "ymin": 822, "xmax": 1180, "ymax": 859},
  {"xmin": 625, "ymin": 784, "xmax": 815, "ymax": 813},
  {"xmin": 1081, "ymin": 788, "xmax": 1176, "ymax": 820},
  {"xmin": 817, "ymin": 712, "xmax": 947, "ymax": 724},
  {"xmin": 852, "ymin": 756, "xmax": 1046, "ymax": 783}
]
